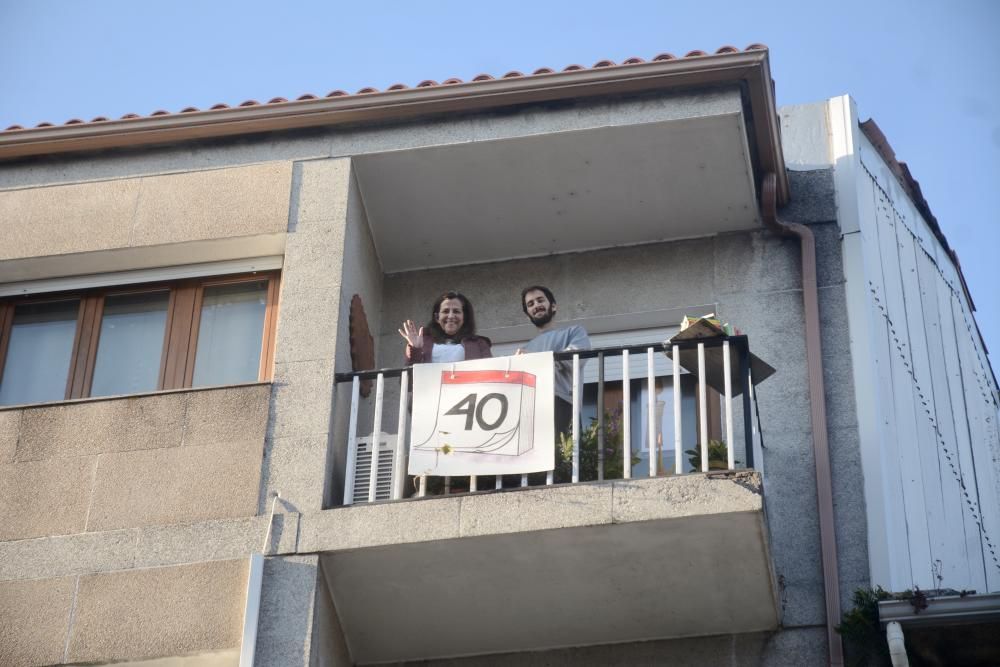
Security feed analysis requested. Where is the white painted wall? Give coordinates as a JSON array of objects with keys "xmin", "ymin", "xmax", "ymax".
[{"xmin": 832, "ymin": 95, "xmax": 1000, "ymax": 593}]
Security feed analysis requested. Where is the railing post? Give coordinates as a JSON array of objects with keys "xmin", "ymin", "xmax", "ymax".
[
  {"xmin": 572, "ymin": 353, "xmax": 580, "ymax": 484},
  {"xmin": 597, "ymin": 351, "xmax": 605, "ymax": 482},
  {"xmin": 741, "ymin": 340, "xmax": 755, "ymax": 469},
  {"xmin": 647, "ymin": 347, "xmax": 656, "ymax": 477},
  {"xmin": 622, "ymin": 349, "xmax": 631, "ymax": 479},
  {"xmin": 698, "ymin": 342, "xmax": 708, "ymax": 473},
  {"xmin": 393, "ymin": 370, "xmax": 409, "ymax": 500},
  {"xmin": 723, "ymin": 340, "xmax": 735, "ymax": 470},
  {"xmin": 368, "ymin": 373, "xmax": 385, "ymax": 502},
  {"xmin": 343, "ymin": 376, "xmax": 360, "ymax": 505},
  {"xmin": 673, "ymin": 344, "xmax": 682, "ymax": 475}
]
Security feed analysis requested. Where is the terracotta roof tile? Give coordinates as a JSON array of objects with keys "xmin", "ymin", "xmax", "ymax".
[{"xmin": 3, "ymin": 45, "xmax": 767, "ymax": 133}]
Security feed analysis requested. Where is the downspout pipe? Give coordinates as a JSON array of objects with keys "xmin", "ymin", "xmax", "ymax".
[
  {"xmin": 760, "ymin": 172, "xmax": 844, "ymax": 667},
  {"xmin": 886, "ymin": 622, "xmax": 910, "ymax": 667}
]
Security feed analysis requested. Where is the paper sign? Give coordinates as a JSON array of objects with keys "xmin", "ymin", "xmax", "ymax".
[{"xmin": 408, "ymin": 352, "xmax": 554, "ymax": 476}]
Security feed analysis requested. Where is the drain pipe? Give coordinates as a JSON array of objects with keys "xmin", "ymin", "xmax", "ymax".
[
  {"xmin": 886, "ymin": 622, "xmax": 910, "ymax": 666},
  {"xmin": 760, "ymin": 172, "xmax": 844, "ymax": 666}
]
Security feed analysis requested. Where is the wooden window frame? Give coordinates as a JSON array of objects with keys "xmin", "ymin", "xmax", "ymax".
[{"xmin": 0, "ymin": 271, "xmax": 280, "ymax": 404}]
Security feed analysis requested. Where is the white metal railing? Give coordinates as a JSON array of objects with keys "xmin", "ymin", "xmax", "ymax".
[{"xmin": 335, "ymin": 337, "xmax": 759, "ymax": 505}]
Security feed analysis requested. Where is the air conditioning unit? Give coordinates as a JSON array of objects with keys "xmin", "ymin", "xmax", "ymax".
[{"xmin": 352, "ymin": 433, "xmax": 399, "ymax": 504}]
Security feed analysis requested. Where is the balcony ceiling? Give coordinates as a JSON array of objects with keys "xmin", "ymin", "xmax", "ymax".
[{"xmin": 354, "ymin": 112, "xmax": 760, "ymax": 273}]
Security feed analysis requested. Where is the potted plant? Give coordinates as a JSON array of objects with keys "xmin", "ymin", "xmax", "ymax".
[
  {"xmin": 557, "ymin": 408, "xmax": 639, "ymax": 483},
  {"xmin": 684, "ymin": 439, "xmax": 735, "ymax": 471}
]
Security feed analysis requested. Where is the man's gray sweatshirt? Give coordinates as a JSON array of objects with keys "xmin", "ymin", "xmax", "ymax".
[{"xmin": 523, "ymin": 325, "xmax": 591, "ymax": 403}]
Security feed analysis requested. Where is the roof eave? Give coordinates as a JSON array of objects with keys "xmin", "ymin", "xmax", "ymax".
[{"xmin": 0, "ymin": 50, "xmax": 789, "ymax": 203}]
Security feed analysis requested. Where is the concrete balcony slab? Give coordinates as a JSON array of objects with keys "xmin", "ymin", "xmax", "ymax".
[{"xmin": 304, "ymin": 473, "xmax": 777, "ymax": 664}]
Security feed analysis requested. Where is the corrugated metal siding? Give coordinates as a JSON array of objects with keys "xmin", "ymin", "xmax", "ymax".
[{"xmin": 857, "ymin": 145, "xmax": 1000, "ymax": 592}]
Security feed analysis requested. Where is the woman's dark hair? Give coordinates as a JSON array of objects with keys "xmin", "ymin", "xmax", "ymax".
[
  {"xmin": 520, "ymin": 285, "xmax": 556, "ymax": 314},
  {"xmin": 426, "ymin": 291, "xmax": 476, "ymax": 343}
]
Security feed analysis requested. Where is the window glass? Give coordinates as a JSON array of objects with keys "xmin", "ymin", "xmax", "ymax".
[
  {"xmin": 0, "ymin": 300, "xmax": 79, "ymax": 406},
  {"xmin": 90, "ymin": 291, "xmax": 170, "ymax": 397},
  {"xmin": 192, "ymin": 281, "xmax": 268, "ymax": 387}
]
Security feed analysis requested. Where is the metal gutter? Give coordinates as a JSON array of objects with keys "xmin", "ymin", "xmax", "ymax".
[
  {"xmin": 0, "ymin": 51, "xmax": 789, "ymax": 203},
  {"xmin": 880, "ymin": 592, "xmax": 1000, "ymax": 627},
  {"xmin": 760, "ymin": 172, "xmax": 844, "ymax": 666}
]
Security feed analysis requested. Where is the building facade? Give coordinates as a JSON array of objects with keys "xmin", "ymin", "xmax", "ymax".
[{"xmin": 0, "ymin": 46, "xmax": 997, "ymax": 666}]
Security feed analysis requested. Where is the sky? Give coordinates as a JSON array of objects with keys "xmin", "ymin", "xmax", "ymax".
[{"xmin": 1, "ymin": 0, "xmax": 998, "ymax": 364}]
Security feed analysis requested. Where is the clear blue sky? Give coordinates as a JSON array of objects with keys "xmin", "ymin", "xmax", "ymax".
[{"xmin": 1, "ymin": 0, "xmax": 997, "ymax": 364}]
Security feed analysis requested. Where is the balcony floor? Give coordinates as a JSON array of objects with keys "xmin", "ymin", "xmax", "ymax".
[{"xmin": 307, "ymin": 473, "xmax": 778, "ymax": 664}]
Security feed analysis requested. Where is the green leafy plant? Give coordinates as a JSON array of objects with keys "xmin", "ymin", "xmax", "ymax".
[
  {"xmin": 836, "ymin": 586, "xmax": 893, "ymax": 667},
  {"xmin": 684, "ymin": 439, "xmax": 734, "ymax": 471},
  {"xmin": 557, "ymin": 408, "xmax": 639, "ymax": 483}
]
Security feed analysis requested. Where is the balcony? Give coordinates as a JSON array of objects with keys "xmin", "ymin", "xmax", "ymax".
[{"xmin": 309, "ymin": 337, "xmax": 779, "ymax": 663}]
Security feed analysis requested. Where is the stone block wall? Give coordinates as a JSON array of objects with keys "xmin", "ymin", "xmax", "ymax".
[
  {"xmin": 0, "ymin": 559, "xmax": 247, "ymax": 667},
  {"xmin": 0, "ymin": 162, "xmax": 292, "ymax": 262},
  {"xmin": 0, "ymin": 384, "xmax": 269, "ymax": 541}
]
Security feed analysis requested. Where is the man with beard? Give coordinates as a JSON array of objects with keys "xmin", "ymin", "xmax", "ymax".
[{"xmin": 517, "ymin": 285, "xmax": 591, "ymax": 444}]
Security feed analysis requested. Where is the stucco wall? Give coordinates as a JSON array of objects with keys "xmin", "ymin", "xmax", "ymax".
[
  {"xmin": 259, "ymin": 157, "xmax": 352, "ymax": 514},
  {"xmin": 326, "ymin": 164, "xmax": 384, "ymax": 508},
  {"xmin": 0, "ymin": 384, "xmax": 269, "ymax": 541}
]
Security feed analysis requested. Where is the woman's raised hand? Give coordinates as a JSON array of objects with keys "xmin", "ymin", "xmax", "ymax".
[{"xmin": 398, "ymin": 319, "xmax": 424, "ymax": 348}]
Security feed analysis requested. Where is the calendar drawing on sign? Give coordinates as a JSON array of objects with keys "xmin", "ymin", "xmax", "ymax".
[
  {"xmin": 408, "ymin": 352, "xmax": 554, "ymax": 477},
  {"xmin": 412, "ymin": 370, "xmax": 535, "ymax": 456}
]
